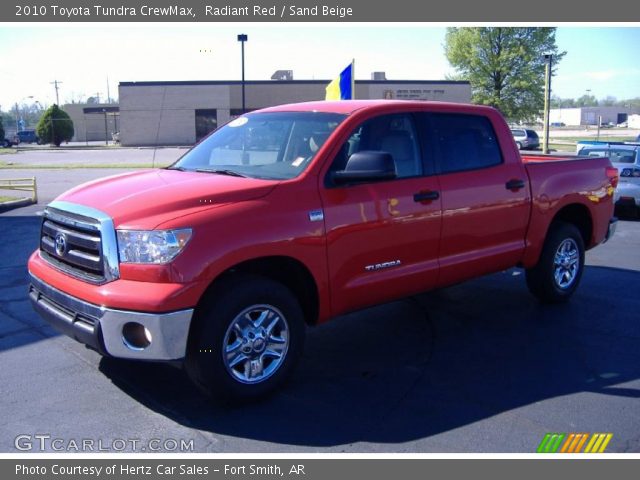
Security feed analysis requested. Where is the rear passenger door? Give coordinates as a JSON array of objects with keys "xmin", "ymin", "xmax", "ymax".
[{"xmin": 419, "ymin": 113, "xmax": 531, "ymax": 287}]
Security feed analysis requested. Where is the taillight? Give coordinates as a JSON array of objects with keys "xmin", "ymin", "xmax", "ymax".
[{"xmin": 606, "ymin": 166, "xmax": 619, "ymax": 188}]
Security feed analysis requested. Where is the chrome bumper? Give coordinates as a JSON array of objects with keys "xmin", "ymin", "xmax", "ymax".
[
  {"xmin": 28, "ymin": 273, "xmax": 193, "ymax": 361},
  {"xmin": 604, "ymin": 217, "xmax": 618, "ymax": 244}
]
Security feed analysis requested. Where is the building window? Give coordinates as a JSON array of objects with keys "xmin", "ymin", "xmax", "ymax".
[{"xmin": 195, "ymin": 109, "xmax": 217, "ymax": 142}]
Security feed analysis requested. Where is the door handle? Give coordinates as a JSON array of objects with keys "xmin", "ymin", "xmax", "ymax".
[
  {"xmin": 505, "ymin": 179, "xmax": 526, "ymax": 190},
  {"xmin": 413, "ymin": 190, "xmax": 440, "ymax": 202}
]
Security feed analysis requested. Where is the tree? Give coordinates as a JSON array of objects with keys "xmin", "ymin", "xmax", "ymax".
[
  {"xmin": 36, "ymin": 105, "xmax": 74, "ymax": 147},
  {"xmin": 575, "ymin": 94, "xmax": 598, "ymax": 107},
  {"xmin": 0, "ymin": 115, "xmax": 5, "ymax": 142},
  {"xmin": 445, "ymin": 27, "xmax": 565, "ymax": 121}
]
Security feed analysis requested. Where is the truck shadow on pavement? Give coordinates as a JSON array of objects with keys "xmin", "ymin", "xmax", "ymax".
[{"xmin": 98, "ymin": 265, "xmax": 640, "ymax": 449}]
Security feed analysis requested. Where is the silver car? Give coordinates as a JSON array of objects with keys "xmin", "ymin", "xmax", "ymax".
[
  {"xmin": 511, "ymin": 128, "xmax": 540, "ymax": 150},
  {"xmin": 580, "ymin": 145, "xmax": 640, "ymax": 213}
]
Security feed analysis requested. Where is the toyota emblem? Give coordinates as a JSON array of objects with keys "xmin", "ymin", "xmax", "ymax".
[{"xmin": 54, "ymin": 233, "xmax": 67, "ymax": 257}]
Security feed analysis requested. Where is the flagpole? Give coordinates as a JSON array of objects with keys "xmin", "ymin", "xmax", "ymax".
[{"xmin": 351, "ymin": 59, "xmax": 355, "ymax": 100}]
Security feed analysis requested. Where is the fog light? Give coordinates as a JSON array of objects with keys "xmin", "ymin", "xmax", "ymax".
[{"xmin": 122, "ymin": 322, "xmax": 152, "ymax": 350}]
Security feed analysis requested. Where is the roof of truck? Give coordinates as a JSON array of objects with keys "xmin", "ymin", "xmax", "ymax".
[{"xmin": 257, "ymin": 100, "xmax": 488, "ymax": 116}]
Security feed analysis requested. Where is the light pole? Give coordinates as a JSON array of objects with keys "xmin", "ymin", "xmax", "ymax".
[
  {"xmin": 542, "ymin": 54, "xmax": 553, "ymax": 154},
  {"xmin": 237, "ymin": 34, "xmax": 248, "ymax": 113},
  {"xmin": 15, "ymin": 95, "xmax": 34, "ymax": 132}
]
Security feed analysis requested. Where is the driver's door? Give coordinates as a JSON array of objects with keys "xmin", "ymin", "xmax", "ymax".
[{"xmin": 319, "ymin": 113, "xmax": 442, "ymax": 315}]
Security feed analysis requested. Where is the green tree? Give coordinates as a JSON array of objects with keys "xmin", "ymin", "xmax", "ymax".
[
  {"xmin": 445, "ymin": 27, "xmax": 565, "ymax": 121},
  {"xmin": 0, "ymin": 115, "xmax": 5, "ymax": 142},
  {"xmin": 36, "ymin": 105, "xmax": 74, "ymax": 146}
]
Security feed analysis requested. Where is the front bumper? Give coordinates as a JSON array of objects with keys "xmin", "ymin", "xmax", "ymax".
[
  {"xmin": 614, "ymin": 182, "xmax": 640, "ymax": 208},
  {"xmin": 29, "ymin": 273, "xmax": 193, "ymax": 361}
]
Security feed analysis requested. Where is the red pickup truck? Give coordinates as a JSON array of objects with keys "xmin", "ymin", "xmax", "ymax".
[{"xmin": 28, "ymin": 100, "xmax": 618, "ymax": 401}]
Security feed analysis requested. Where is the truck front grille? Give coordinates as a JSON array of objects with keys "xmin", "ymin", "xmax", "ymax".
[{"xmin": 39, "ymin": 203, "xmax": 120, "ymax": 284}]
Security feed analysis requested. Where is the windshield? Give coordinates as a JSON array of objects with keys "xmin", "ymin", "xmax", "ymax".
[
  {"xmin": 584, "ymin": 148, "xmax": 637, "ymax": 164},
  {"xmin": 171, "ymin": 112, "xmax": 346, "ymax": 180}
]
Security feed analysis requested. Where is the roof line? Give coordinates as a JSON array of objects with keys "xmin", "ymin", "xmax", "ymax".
[{"xmin": 119, "ymin": 80, "xmax": 470, "ymax": 87}]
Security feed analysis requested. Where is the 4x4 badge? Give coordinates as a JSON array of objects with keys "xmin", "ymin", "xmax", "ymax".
[{"xmin": 308, "ymin": 210, "xmax": 324, "ymax": 222}]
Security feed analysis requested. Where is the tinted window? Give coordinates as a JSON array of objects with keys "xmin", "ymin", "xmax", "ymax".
[
  {"xmin": 526, "ymin": 130, "xmax": 539, "ymax": 139},
  {"xmin": 331, "ymin": 113, "xmax": 422, "ymax": 179},
  {"xmin": 511, "ymin": 129, "xmax": 525, "ymax": 137},
  {"xmin": 432, "ymin": 114, "xmax": 503, "ymax": 173}
]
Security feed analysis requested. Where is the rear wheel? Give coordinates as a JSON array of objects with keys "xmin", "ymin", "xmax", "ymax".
[
  {"xmin": 516, "ymin": 141, "xmax": 523, "ymax": 150},
  {"xmin": 185, "ymin": 274, "xmax": 305, "ymax": 403},
  {"xmin": 526, "ymin": 222, "xmax": 585, "ymax": 303}
]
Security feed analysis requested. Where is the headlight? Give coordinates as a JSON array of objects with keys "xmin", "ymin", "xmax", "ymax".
[{"xmin": 117, "ymin": 228, "xmax": 192, "ymax": 264}]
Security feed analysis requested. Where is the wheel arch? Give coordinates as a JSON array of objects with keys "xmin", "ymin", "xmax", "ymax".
[
  {"xmin": 196, "ymin": 256, "xmax": 320, "ymax": 327},
  {"xmin": 550, "ymin": 202, "xmax": 593, "ymax": 248}
]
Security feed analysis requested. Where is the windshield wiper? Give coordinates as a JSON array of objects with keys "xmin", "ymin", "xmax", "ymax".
[
  {"xmin": 194, "ymin": 168, "xmax": 248, "ymax": 178},
  {"xmin": 167, "ymin": 165, "xmax": 188, "ymax": 171}
]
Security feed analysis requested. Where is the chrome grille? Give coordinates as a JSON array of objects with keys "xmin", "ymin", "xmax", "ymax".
[{"xmin": 39, "ymin": 201, "xmax": 120, "ymax": 284}]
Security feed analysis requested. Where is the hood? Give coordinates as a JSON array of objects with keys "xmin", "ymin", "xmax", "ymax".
[{"xmin": 57, "ymin": 169, "xmax": 278, "ymax": 229}]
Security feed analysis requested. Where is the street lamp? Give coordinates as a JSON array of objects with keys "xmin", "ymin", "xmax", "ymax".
[
  {"xmin": 542, "ymin": 54, "xmax": 553, "ymax": 154},
  {"xmin": 15, "ymin": 95, "xmax": 34, "ymax": 132},
  {"xmin": 237, "ymin": 34, "xmax": 248, "ymax": 113}
]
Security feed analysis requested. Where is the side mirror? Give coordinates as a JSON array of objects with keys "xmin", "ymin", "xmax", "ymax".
[{"xmin": 332, "ymin": 151, "xmax": 397, "ymax": 185}]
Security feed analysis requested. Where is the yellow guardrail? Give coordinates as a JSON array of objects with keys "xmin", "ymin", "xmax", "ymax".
[{"xmin": 0, "ymin": 177, "xmax": 38, "ymax": 203}]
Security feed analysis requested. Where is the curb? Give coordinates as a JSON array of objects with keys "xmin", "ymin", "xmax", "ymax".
[{"xmin": 0, "ymin": 197, "xmax": 36, "ymax": 213}]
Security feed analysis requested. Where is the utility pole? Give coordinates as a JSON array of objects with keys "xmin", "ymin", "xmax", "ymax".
[
  {"xmin": 50, "ymin": 80, "xmax": 62, "ymax": 105},
  {"xmin": 237, "ymin": 34, "xmax": 248, "ymax": 113},
  {"xmin": 106, "ymin": 77, "xmax": 111, "ymax": 104}
]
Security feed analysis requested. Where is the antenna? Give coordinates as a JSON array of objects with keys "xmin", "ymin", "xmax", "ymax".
[{"xmin": 50, "ymin": 80, "xmax": 62, "ymax": 105}]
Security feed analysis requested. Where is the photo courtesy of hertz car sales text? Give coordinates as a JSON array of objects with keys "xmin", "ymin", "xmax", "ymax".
[{"xmin": 28, "ymin": 100, "xmax": 618, "ymax": 403}]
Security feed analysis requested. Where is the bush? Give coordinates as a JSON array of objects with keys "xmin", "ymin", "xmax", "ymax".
[{"xmin": 36, "ymin": 105, "xmax": 74, "ymax": 146}]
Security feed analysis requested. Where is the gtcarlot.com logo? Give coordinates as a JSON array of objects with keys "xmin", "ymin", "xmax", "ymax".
[
  {"xmin": 14, "ymin": 434, "xmax": 194, "ymax": 452},
  {"xmin": 537, "ymin": 433, "xmax": 613, "ymax": 453}
]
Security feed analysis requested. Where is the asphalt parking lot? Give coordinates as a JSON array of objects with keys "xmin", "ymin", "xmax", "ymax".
[{"xmin": 0, "ymin": 165, "xmax": 639, "ymax": 453}]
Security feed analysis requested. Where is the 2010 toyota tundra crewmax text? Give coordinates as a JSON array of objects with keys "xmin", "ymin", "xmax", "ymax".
[{"xmin": 28, "ymin": 101, "xmax": 619, "ymax": 401}]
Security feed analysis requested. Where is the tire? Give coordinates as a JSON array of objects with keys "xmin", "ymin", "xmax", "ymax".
[
  {"xmin": 516, "ymin": 141, "xmax": 523, "ymax": 150},
  {"xmin": 185, "ymin": 274, "xmax": 305, "ymax": 403},
  {"xmin": 1, "ymin": 139, "xmax": 9, "ymax": 148},
  {"xmin": 526, "ymin": 222, "xmax": 585, "ymax": 303}
]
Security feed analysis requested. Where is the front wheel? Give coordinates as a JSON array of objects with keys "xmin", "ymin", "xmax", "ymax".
[
  {"xmin": 185, "ymin": 274, "xmax": 305, "ymax": 403},
  {"xmin": 526, "ymin": 222, "xmax": 585, "ymax": 303}
]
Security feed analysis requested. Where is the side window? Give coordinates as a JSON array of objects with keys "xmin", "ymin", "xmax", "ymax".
[
  {"xmin": 432, "ymin": 114, "xmax": 503, "ymax": 174},
  {"xmin": 330, "ymin": 113, "xmax": 423, "ymax": 179}
]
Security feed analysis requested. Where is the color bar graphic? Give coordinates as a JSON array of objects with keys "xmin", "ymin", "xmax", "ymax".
[{"xmin": 537, "ymin": 433, "xmax": 613, "ymax": 453}]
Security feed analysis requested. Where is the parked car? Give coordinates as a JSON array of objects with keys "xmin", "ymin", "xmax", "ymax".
[
  {"xmin": 578, "ymin": 142, "xmax": 640, "ymax": 214},
  {"xmin": 2, "ymin": 134, "xmax": 20, "ymax": 147},
  {"xmin": 16, "ymin": 129, "xmax": 40, "ymax": 144},
  {"xmin": 617, "ymin": 121, "xmax": 628, "ymax": 128},
  {"xmin": 510, "ymin": 128, "xmax": 540, "ymax": 150},
  {"xmin": 551, "ymin": 122, "xmax": 565, "ymax": 127},
  {"xmin": 28, "ymin": 100, "xmax": 617, "ymax": 402}
]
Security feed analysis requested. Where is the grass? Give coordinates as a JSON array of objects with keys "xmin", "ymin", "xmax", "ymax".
[
  {"xmin": 0, "ymin": 148, "xmax": 17, "ymax": 155},
  {"xmin": 0, "ymin": 195, "xmax": 20, "ymax": 203},
  {"xmin": 0, "ymin": 161, "xmax": 172, "ymax": 169},
  {"xmin": 552, "ymin": 136, "xmax": 637, "ymax": 143}
]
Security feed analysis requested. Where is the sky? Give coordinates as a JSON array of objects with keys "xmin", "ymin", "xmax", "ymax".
[{"xmin": 0, "ymin": 25, "xmax": 638, "ymax": 110}]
